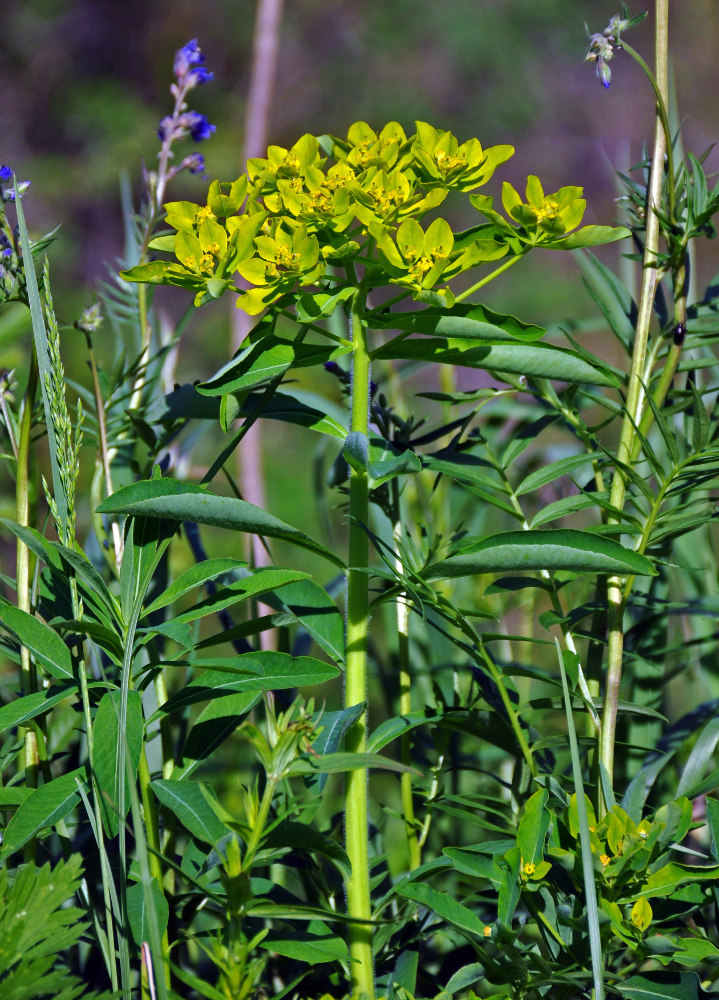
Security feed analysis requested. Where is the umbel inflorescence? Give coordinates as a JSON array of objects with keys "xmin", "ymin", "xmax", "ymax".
[{"xmin": 123, "ymin": 119, "xmax": 624, "ymax": 314}]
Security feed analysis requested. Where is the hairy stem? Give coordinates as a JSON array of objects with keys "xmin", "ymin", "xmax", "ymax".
[{"xmin": 344, "ymin": 284, "xmax": 375, "ymax": 1000}]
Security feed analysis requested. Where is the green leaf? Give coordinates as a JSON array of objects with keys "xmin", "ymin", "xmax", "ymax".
[
  {"xmin": 423, "ymin": 530, "xmax": 655, "ymax": 579},
  {"xmin": 617, "ymin": 972, "xmax": 701, "ymax": 1000},
  {"xmin": 445, "ymin": 964, "xmax": 485, "ymax": 995},
  {"xmin": 549, "ymin": 225, "xmax": 631, "ymax": 249},
  {"xmin": 579, "ymin": 251, "xmax": 636, "ymax": 349},
  {"xmin": 126, "ymin": 878, "xmax": 169, "ymax": 948},
  {"xmin": 153, "ymin": 653, "xmax": 340, "ymax": 721},
  {"xmin": 160, "ymin": 568, "xmax": 311, "ymax": 626},
  {"xmin": 372, "ymin": 337, "xmax": 617, "ymax": 386},
  {"xmin": 309, "ymin": 703, "xmax": 365, "ymax": 792},
  {"xmin": 632, "ymin": 862, "xmax": 719, "ymax": 899},
  {"xmin": 197, "ymin": 336, "xmax": 352, "ymax": 396},
  {"xmin": 515, "ymin": 453, "xmax": 597, "ymax": 497},
  {"xmin": 0, "ymin": 686, "xmax": 77, "ymax": 734},
  {"xmin": 396, "ymin": 882, "xmax": 487, "ymax": 938},
  {"xmin": 142, "ymin": 557, "xmax": 247, "ymax": 616},
  {"xmin": 344, "ymin": 432, "xmax": 421, "ymax": 488},
  {"xmin": 172, "ymin": 692, "xmax": 261, "ymax": 780},
  {"xmin": 0, "ymin": 597, "xmax": 73, "ymax": 680},
  {"xmin": 272, "ymin": 578, "xmax": 345, "ymax": 663},
  {"xmin": 368, "ymin": 711, "xmax": 442, "ymax": 753},
  {"xmin": 92, "ymin": 689, "xmax": 144, "ymax": 838},
  {"xmin": 260, "ymin": 932, "xmax": 347, "ymax": 964},
  {"xmin": 497, "ymin": 846, "xmax": 521, "ymax": 926},
  {"xmin": 264, "ymin": 820, "xmax": 351, "ymax": 880},
  {"xmin": 151, "ymin": 779, "xmax": 229, "ymax": 846},
  {"xmin": 443, "ymin": 848, "xmax": 504, "ymax": 889},
  {"xmin": 368, "ymin": 302, "xmax": 545, "ymax": 342},
  {"xmin": 295, "ymin": 287, "xmax": 355, "ymax": 322},
  {"xmin": 97, "ymin": 477, "xmax": 345, "ymax": 568},
  {"xmin": 676, "ymin": 715, "xmax": 719, "ymax": 798},
  {"xmin": 517, "ymin": 788, "xmax": 550, "ymax": 866},
  {"xmin": 0, "ymin": 768, "xmax": 86, "ymax": 858},
  {"xmin": 287, "ymin": 751, "xmax": 414, "ymax": 776}
]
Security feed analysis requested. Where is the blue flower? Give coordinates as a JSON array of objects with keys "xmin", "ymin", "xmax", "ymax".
[
  {"xmin": 0, "ymin": 165, "xmax": 11, "ymax": 182},
  {"xmin": 184, "ymin": 111, "xmax": 216, "ymax": 143},
  {"xmin": 188, "ymin": 66, "xmax": 214, "ymax": 86},
  {"xmin": 174, "ymin": 39, "xmax": 204, "ymax": 78},
  {"xmin": 1, "ymin": 248, "xmax": 12, "ymax": 261},
  {"xmin": 184, "ymin": 153, "xmax": 205, "ymax": 175}
]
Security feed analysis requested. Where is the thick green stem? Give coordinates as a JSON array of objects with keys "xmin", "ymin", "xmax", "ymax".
[
  {"xmin": 344, "ymin": 284, "xmax": 375, "ymax": 1000},
  {"xmin": 600, "ymin": 0, "xmax": 669, "ymax": 807}
]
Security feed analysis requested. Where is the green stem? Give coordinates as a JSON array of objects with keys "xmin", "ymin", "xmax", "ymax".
[
  {"xmin": 138, "ymin": 750, "xmax": 171, "ymax": 990},
  {"xmin": 86, "ymin": 334, "xmax": 124, "ymax": 566},
  {"xmin": 455, "ymin": 253, "xmax": 523, "ymax": 302},
  {"xmin": 600, "ymin": 0, "xmax": 669, "ymax": 810},
  {"xmin": 393, "ymin": 507, "xmax": 421, "ymax": 872},
  {"xmin": 242, "ymin": 777, "xmax": 278, "ymax": 873},
  {"xmin": 631, "ymin": 258, "xmax": 688, "ymax": 466},
  {"xmin": 344, "ymin": 282, "xmax": 375, "ymax": 1000},
  {"xmin": 16, "ymin": 352, "xmax": 39, "ymax": 844}
]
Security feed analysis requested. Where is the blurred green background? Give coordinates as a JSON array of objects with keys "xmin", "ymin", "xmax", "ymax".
[{"xmin": 3, "ymin": 0, "xmax": 718, "ymax": 315}]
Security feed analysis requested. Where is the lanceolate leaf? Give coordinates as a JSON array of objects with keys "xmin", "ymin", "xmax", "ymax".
[
  {"xmin": 197, "ymin": 336, "xmax": 352, "ymax": 396},
  {"xmin": 368, "ymin": 302, "xmax": 545, "ymax": 342},
  {"xmin": 260, "ymin": 933, "xmax": 347, "ymax": 965},
  {"xmin": 0, "ymin": 768, "xmax": 86, "ymax": 858},
  {"xmin": 0, "ymin": 597, "xmax": 73, "ymax": 680},
  {"xmin": 92, "ymin": 689, "xmax": 144, "ymax": 838},
  {"xmin": 153, "ymin": 568, "xmax": 311, "ymax": 626},
  {"xmin": 151, "ymin": 779, "xmax": 229, "ymax": 846},
  {"xmin": 396, "ymin": 882, "xmax": 487, "ymax": 938},
  {"xmin": 422, "ymin": 530, "xmax": 655, "ymax": 579},
  {"xmin": 0, "ymin": 686, "xmax": 78, "ymax": 734},
  {"xmin": 372, "ymin": 337, "xmax": 618, "ymax": 386},
  {"xmin": 97, "ymin": 477, "xmax": 345, "ymax": 568},
  {"xmin": 617, "ymin": 972, "xmax": 701, "ymax": 1000},
  {"xmin": 152, "ymin": 652, "xmax": 340, "ymax": 721},
  {"xmin": 126, "ymin": 878, "xmax": 169, "ymax": 948},
  {"xmin": 142, "ymin": 557, "xmax": 248, "ymax": 616},
  {"xmin": 517, "ymin": 788, "xmax": 551, "ymax": 867},
  {"xmin": 264, "ymin": 820, "xmax": 351, "ymax": 880}
]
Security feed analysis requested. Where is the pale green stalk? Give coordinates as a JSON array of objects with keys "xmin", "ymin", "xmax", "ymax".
[
  {"xmin": 600, "ymin": 0, "xmax": 669, "ymax": 804},
  {"xmin": 344, "ymin": 282, "xmax": 375, "ymax": 1000},
  {"xmin": 393, "ymin": 513, "xmax": 421, "ymax": 872},
  {"xmin": 16, "ymin": 353, "xmax": 39, "ymax": 795}
]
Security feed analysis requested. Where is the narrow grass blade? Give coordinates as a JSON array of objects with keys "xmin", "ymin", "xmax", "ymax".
[
  {"xmin": 14, "ymin": 182, "xmax": 67, "ymax": 528},
  {"xmin": 556, "ymin": 639, "xmax": 604, "ymax": 1000}
]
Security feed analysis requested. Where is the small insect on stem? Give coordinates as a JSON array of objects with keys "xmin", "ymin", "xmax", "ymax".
[{"xmin": 673, "ymin": 322, "xmax": 687, "ymax": 346}]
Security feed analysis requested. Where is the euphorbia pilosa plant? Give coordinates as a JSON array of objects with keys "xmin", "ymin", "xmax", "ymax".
[{"xmin": 121, "ymin": 118, "xmax": 629, "ymax": 999}]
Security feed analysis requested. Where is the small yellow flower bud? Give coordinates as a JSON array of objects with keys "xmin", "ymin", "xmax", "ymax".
[{"xmin": 483, "ymin": 925, "xmax": 492, "ymax": 937}]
